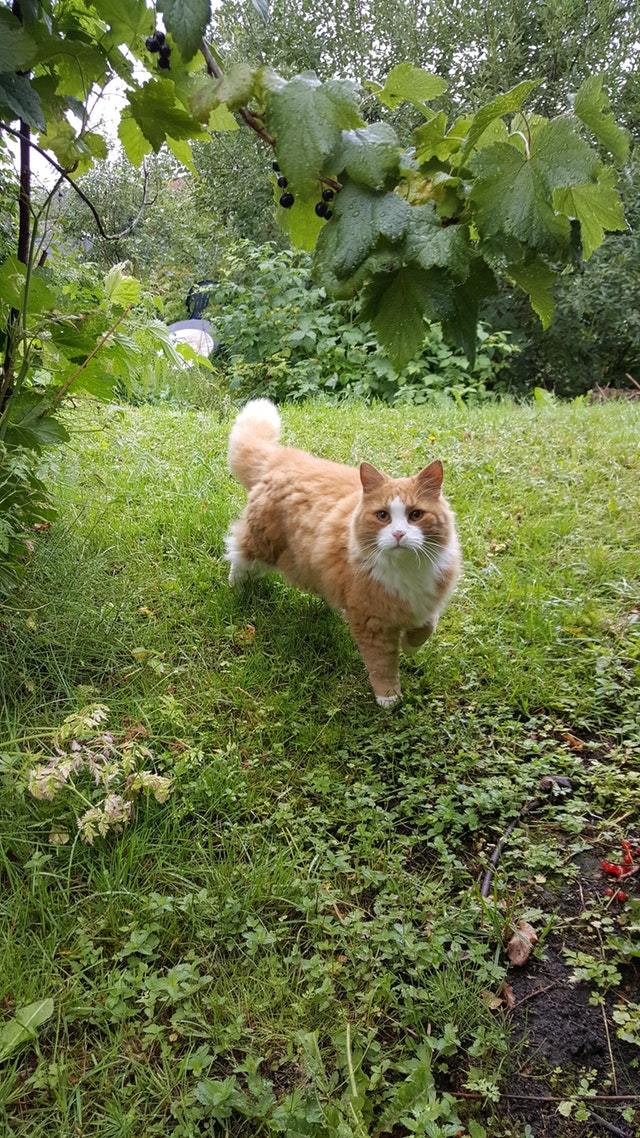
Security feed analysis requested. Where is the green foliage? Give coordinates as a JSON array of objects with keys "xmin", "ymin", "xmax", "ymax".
[
  {"xmin": 206, "ymin": 243, "xmax": 516, "ymax": 404},
  {"xmin": 491, "ymin": 152, "xmax": 640, "ymax": 395}
]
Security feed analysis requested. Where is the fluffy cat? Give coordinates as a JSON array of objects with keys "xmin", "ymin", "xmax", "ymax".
[{"xmin": 225, "ymin": 399, "xmax": 461, "ymax": 707}]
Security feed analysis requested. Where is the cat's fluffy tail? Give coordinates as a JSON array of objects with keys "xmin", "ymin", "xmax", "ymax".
[{"xmin": 228, "ymin": 398, "xmax": 281, "ymax": 489}]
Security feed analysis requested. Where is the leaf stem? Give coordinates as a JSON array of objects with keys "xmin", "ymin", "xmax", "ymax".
[{"xmin": 200, "ymin": 40, "xmax": 275, "ymax": 147}]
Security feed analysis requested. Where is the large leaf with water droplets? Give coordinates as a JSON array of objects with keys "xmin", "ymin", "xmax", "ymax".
[
  {"xmin": 266, "ymin": 74, "xmax": 363, "ymax": 197},
  {"xmin": 574, "ymin": 74, "xmax": 629, "ymax": 165}
]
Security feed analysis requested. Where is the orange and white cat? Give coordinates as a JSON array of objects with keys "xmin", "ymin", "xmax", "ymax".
[{"xmin": 225, "ymin": 399, "xmax": 461, "ymax": 708}]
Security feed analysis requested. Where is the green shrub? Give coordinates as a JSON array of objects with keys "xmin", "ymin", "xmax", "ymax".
[
  {"xmin": 489, "ymin": 152, "xmax": 640, "ymax": 397},
  {"xmin": 208, "ymin": 243, "xmax": 517, "ymax": 404}
]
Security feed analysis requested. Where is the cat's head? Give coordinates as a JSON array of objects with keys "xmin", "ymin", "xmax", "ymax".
[{"xmin": 353, "ymin": 460, "xmax": 453, "ymax": 555}]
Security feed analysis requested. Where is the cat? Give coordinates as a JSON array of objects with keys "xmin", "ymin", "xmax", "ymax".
[{"xmin": 225, "ymin": 399, "xmax": 461, "ymax": 708}]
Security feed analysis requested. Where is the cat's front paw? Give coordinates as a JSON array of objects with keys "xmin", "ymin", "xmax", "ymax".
[{"xmin": 376, "ymin": 692, "xmax": 401, "ymax": 710}]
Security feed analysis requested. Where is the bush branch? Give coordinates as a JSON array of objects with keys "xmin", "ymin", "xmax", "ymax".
[
  {"xmin": 0, "ymin": 122, "xmax": 153, "ymax": 241},
  {"xmin": 200, "ymin": 40, "xmax": 275, "ymax": 147}
]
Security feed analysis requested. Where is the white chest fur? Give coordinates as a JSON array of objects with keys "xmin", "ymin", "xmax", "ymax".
[{"xmin": 369, "ymin": 536, "xmax": 460, "ymax": 627}]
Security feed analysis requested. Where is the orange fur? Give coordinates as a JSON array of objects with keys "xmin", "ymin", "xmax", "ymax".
[{"xmin": 226, "ymin": 400, "xmax": 461, "ymax": 707}]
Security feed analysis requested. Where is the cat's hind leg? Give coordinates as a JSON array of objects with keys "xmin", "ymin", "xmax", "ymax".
[
  {"xmin": 401, "ymin": 617, "xmax": 437, "ymax": 654},
  {"xmin": 224, "ymin": 519, "xmax": 265, "ymax": 586}
]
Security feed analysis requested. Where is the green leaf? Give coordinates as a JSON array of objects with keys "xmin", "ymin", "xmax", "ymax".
[
  {"xmin": 276, "ymin": 191, "xmax": 324, "ymax": 252},
  {"xmin": 0, "ymin": 257, "xmax": 56, "ymax": 314},
  {"xmin": 0, "ymin": 73, "xmax": 45, "ymax": 131},
  {"xmin": 362, "ymin": 265, "xmax": 434, "ymax": 369},
  {"xmin": 104, "ymin": 264, "xmax": 141, "ymax": 308},
  {"xmin": 127, "ymin": 78, "xmax": 203, "ymax": 152},
  {"xmin": 315, "ymin": 181, "xmax": 410, "ymax": 282},
  {"xmin": 404, "ymin": 205, "xmax": 471, "ymax": 280},
  {"xmin": 0, "ymin": 9, "xmax": 37, "ymax": 71},
  {"xmin": 38, "ymin": 119, "xmax": 93, "ymax": 170},
  {"xmin": 208, "ymin": 103, "xmax": 238, "ymax": 131},
  {"xmin": 414, "ymin": 112, "xmax": 465, "ymax": 164},
  {"xmin": 187, "ymin": 73, "xmax": 216, "ymax": 122},
  {"xmin": 376, "ymin": 63, "xmax": 447, "ymax": 110},
  {"xmin": 462, "ymin": 80, "xmax": 541, "ymax": 157},
  {"xmin": 469, "ymin": 120, "xmax": 599, "ymax": 252},
  {"xmin": 118, "ymin": 113, "xmax": 152, "ymax": 166},
  {"xmin": 507, "ymin": 256, "xmax": 556, "ymax": 328},
  {"xmin": 166, "ymin": 136, "xmax": 197, "ymax": 173},
  {"xmin": 0, "ymin": 999, "xmax": 54, "ymax": 1061},
  {"xmin": 553, "ymin": 169, "xmax": 626, "ymax": 260},
  {"xmin": 440, "ymin": 257, "xmax": 497, "ymax": 364},
  {"xmin": 333, "ymin": 122, "xmax": 400, "ymax": 191},
  {"xmin": 574, "ymin": 74, "xmax": 629, "ymax": 166},
  {"xmin": 4, "ymin": 393, "xmax": 70, "ymax": 450},
  {"xmin": 158, "ymin": 0, "xmax": 211, "ymax": 62},
  {"xmin": 376, "ymin": 1055, "xmax": 435, "ymax": 1132},
  {"xmin": 92, "ymin": 0, "xmax": 148, "ymax": 37},
  {"xmin": 267, "ymin": 73, "xmax": 363, "ymax": 197},
  {"xmin": 212, "ymin": 63, "xmax": 256, "ymax": 111}
]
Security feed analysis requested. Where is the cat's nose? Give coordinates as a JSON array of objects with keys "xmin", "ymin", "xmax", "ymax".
[{"xmin": 392, "ymin": 530, "xmax": 404, "ymax": 543}]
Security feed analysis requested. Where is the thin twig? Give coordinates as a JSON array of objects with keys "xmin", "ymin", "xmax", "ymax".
[
  {"xmin": 48, "ymin": 305, "xmax": 132, "ymax": 410},
  {"xmin": 512, "ymin": 981, "xmax": 558, "ymax": 1008},
  {"xmin": 451, "ymin": 1091, "xmax": 640, "ymax": 1103},
  {"xmin": 602, "ymin": 985, "xmax": 618, "ymax": 1094},
  {"xmin": 0, "ymin": 122, "xmax": 152, "ymax": 240},
  {"xmin": 588, "ymin": 1110, "xmax": 633, "ymax": 1138},
  {"xmin": 480, "ymin": 795, "xmax": 541, "ymax": 897},
  {"xmin": 200, "ymin": 40, "xmax": 275, "ymax": 146},
  {"xmin": 625, "ymin": 372, "xmax": 640, "ymax": 392}
]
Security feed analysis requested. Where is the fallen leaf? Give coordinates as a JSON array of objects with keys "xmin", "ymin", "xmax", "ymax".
[
  {"xmin": 562, "ymin": 731, "xmax": 585, "ymax": 751},
  {"xmin": 500, "ymin": 980, "xmax": 516, "ymax": 1009},
  {"xmin": 506, "ymin": 920, "xmax": 538, "ymax": 966},
  {"xmin": 480, "ymin": 989, "xmax": 503, "ymax": 1010},
  {"xmin": 48, "ymin": 830, "xmax": 69, "ymax": 845}
]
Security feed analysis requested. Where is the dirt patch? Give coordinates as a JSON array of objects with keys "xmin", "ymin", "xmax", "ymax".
[{"xmin": 495, "ymin": 854, "xmax": 640, "ymax": 1137}]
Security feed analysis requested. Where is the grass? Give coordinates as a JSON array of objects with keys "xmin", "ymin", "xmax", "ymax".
[{"xmin": 1, "ymin": 397, "xmax": 639, "ymax": 1137}]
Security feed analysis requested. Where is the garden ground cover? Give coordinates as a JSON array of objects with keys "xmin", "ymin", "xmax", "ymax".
[{"xmin": 1, "ymin": 398, "xmax": 639, "ymax": 1137}]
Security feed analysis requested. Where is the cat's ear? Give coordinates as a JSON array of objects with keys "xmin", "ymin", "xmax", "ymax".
[
  {"xmin": 360, "ymin": 462, "xmax": 385, "ymax": 493},
  {"xmin": 415, "ymin": 460, "xmax": 443, "ymax": 495}
]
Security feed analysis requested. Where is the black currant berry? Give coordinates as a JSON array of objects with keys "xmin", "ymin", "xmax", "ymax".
[
  {"xmin": 324, "ymin": 208, "xmax": 333, "ymax": 220},
  {"xmin": 155, "ymin": 30, "xmax": 166, "ymax": 46},
  {"xmin": 272, "ymin": 160, "xmax": 280, "ymax": 172},
  {"xmin": 145, "ymin": 35, "xmax": 159, "ymax": 51},
  {"xmin": 279, "ymin": 192, "xmax": 294, "ymax": 209},
  {"xmin": 157, "ymin": 56, "xmax": 171, "ymax": 69},
  {"xmin": 322, "ymin": 188, "xmax": 334, "ymax": 201},
  {"xmin": 277, "ymin": 175, "xmax": 288, "ymax": 189},
  {"xmin": 159, "ymin": 43, "xmax": 171, "ymax": 59},
  {"xmin": 315, "ymin": 201, "xmax": 328, "ymax": 218}
]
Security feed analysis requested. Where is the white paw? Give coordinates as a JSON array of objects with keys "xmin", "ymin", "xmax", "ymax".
[{"xmin": 376, "ymin": 693, "xmax": 401, "ymax": 710}]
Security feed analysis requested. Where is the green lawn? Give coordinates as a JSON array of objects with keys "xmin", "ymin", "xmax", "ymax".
[{"xmin": 1, "ymin": 398, "xmax": 639, "ymax": 1137}]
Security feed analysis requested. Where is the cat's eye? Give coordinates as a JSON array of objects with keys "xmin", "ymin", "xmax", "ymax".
[
  {"xmin": 408, "ymin": 508, "xmax": 425, "ymax": 521},
  {"xmin": 375, "ymin": 510, "xmax": 389, "ymax": 522}
]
